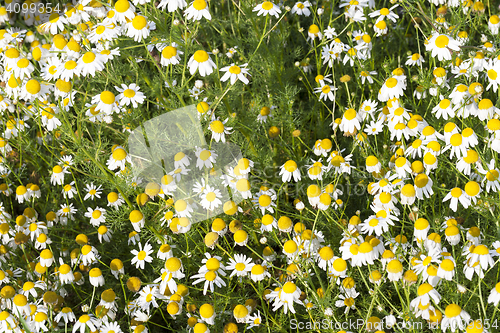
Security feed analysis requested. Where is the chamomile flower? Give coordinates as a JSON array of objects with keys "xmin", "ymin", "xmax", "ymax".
[
  {"xmin": 61, "ymin": 181, "xmax": 77, "ymax": 199},
  {"xmin": 307, "ymin": 24, "xmax": 323, "ymax": 42},
  {"xmin": 368, "ymin": 5, "xmax": 399, "ymax": 23},
  {"xmin": 55, "ymin": 307, "xmax": 76, "ymax": 324},
  {"xmin": 314, "ymin": 84, "xmax": 337, "ymax": 101},
  {"xmin": 406, "ymin": 53, "xmax": 425, "ymax": 66},
  {"xmin": 279, "ymin": 160, "xmax": 301, "ymax": 182},
  {"xmin": 443, "ymin": 133, "xmax": 468, "ymax": 159},
  {"xmin": 84, "ymin": 207, "xmax": 106, "ymax": 227},
  {"xmin": 365, "ymin": 155, "xmax": 381, "ymax": 174},
  {"xmin": 234, "ymin": 178, "xmax": 252, "ymax": 199},
  {"xmin": 339, "ymin": 108, "xmax": 362, "ymax": 134},
  {"xmin": 57, "ymin": 263, "xmax": 75, "ymax": 284},
  {"xmin": 107, "ymin": 192, "xmax": 125, "ymax": 210},
  {"xmin": 109, "ymin": 259, "xmax": 125, "ymax": 279},
  {"xmin": 73, "ymin": 314, "xmax": 101, "ymax": 333},
  {"xmin": 378, "ymin": 77, "xmax": 405, "ymax": 102},
  {"xmin": 184, "ymin": 0, "xmax": 211, "ymax": 21},
  {"xmin": 97, "ymin": 225, "xmax": 113, "ymax": 243},
  {"xmin": 437, "ymin": 259, "xmax": 456, "ymax": 280},
  {"xmin": 191, "ymin": 268, "xmax": 226, "ymax": 295},
  {"xmin": 386, "ymin": 259, "xmax": 404, "ymax": 281},
  {"xmin": 266, "ymin": 281, "xmax": 302, "ymax": 314},
  {"xmin": 115, "ymin": 83, "xmax": 145, "ymax": 108},
  {"xmin": 89, "ymin": 267, "xmax": 105, "ymax": 287},
  {"xmin": 467, "ymin": 244, "xmax": 494, "ymax": 270},
  {"xmin": 487, "ymin": 282, "xmax": 500, "ymax": 306},
  {"xmin": 443, "ymin": 187, "xmax": 471, "ymax": 212},
  {"xmin": 50, "ymin": 165, "xmax": 69, "ymax": 186},
  {"xmin": 410, "ymin": 283, "xmax": 441, "ymax": 312},
  {"xmin": 188, "ymin": 50, "xmax": 216, "ymax": 76},
  {"xmin": 126, "ymin": 15, "xmax": 153, "ymax": 42},
  {"xmin": 480, "ymin": 159, "xmax": 500, "ymax": 192},
  {"xmin": 257, "ymin": 105, "xmax": 275, "ymax": 123},
  {"xmin": 209, "ymin": 116, "xmax": 233, "ymax": 142},
  {"xmin": 291, "ymin": 1, "xmax": 311, "ymax": 16},
  {"xmin": 484, "ymin": 59, "xmax": 500, "ymax": 92},
  {"xmin": 220, "ymin": 63, "xmax": 250, "ymax": 85},
  {"xmin": 253, "ymin": 1, "xmax": 282, "ymax": 18},
  {"xmin": 160, "ymin": 43, "xmax": 183, "ymax": 66},
  {"xmin": 92, "ymin": 90, "xmax": 119, "ymax": 115},
  {"xmin": 200, "ymin": 186, "xmax": 223, "ymax": 211},
  {"xmin": 226, "ymin": 254, "xmax": 254, "ymax": 279},
  {"xmin": 432, "ymin": 96, "xmax": 455, "ymax": 119},
  {"xmin": 316, "ymin": 245, "xmax": 335, "ymax": 270},
  {"xmin": 306, "ymin": 159, "xmax": 326, "ymax": 180},
  {"xmin": 425, "ymin": 33, "xmax": 461, "ymax": 61},
  {"xmin": 157, "ymin": 0, "xmax": 187, "ymax": 11},
  {"xmin": 125, "ymin": 211, "xmax": 144, "ymax": 234},
  {"xmin": 441, "ymin": 304, "xmax": 470, "ymax": 332},
  {"xmin": 15, "ymin": 185, "xmax": 30, "ymax": 204},
  {"xmin": 194, "ymin": 147, "xmax": 217, "ymax": 169},
  {"xmin": 373, "ymin": 20, "xmax": 388, "ymax": 36},
  {"xmin": 100, "ymin": 321, "xmax": 122, "ymax": 333},
  {"xmin": 113, "ymin": 0, "xmax": 136, "ymax": 23},
  {"xmin": 131, "ymin": 242, "xmax": 153, "ymax": 269},
  {"xmin": 83, "ymin": 183, "xmax": 102, "ymax": 200},
  {"xmin": 252, "ymin": 189, "xmax": 277, "ymax": 214},
  {"xmin": 360, "ymin": 216, "xmax": 390, "ymax": 236},
  {"xmin": 107, "ymin": 146, "xmax": 132, "ymax": 171},
  {"xmin": 174, "ymin": 199, "xmax": 194, "ymax": 218}
]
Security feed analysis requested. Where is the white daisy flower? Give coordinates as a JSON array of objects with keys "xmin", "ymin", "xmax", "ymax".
[
  {"xmin": 184, "ymin": 0, "xmax": 211, "ymax": 21},
  {"xmin": 425, "ymin": 33, "xmax": 461, "ymax": 61},
  {"xmin": 220, "ymin": 63, "xmax": 250, "ymax": 85},
  {"xmin": 115, "ymin": 83, "xmax": 145, "ymax": 108},
  {"xmin": 188, "ymin": 50, "xmax": 216, "ymax": 76},
  {"xmin": 253, "ymin": 1, "xmax": 282, "ymax": 18}
]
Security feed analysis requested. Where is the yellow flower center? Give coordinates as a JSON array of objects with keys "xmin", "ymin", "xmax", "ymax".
[
  {"xmin": 193, "ymin": 50, "xmax": 209, "ymax": 63},
  {"xmin": 100, "ymin": 91, "xmax": 115, "ymax": 104},
  {"xmin": 17, "ymin": 58, "xmax": 30, "ymax": 68},
  {"xmin": 229, "ymin": 65, "xmax": 241, "ymax": 74},
  {"xmin": 132, "ymin": 15, "xmax": 147, "ymax": 30},
  {"xmin": 385, "ymin": 78, "xmax": 397, "ymax": 88},
  {"xmin": 123, "ymin": 89, "xmax": 136, "ymax": 98},
  {"xmin": 210, "ymin": 120, "xmax": 224, "ymax": 133},
  {"xmin": 464, "ymin": 181, "xmax": 480, "ymax": 196},
  {"xmin": 450, "ymin": 133, "xmax": 462, "ymax": 147},
  {"xmin": 165, "ymin": 257, "xmax": 181, "ymax": 271},
  {"xmin": 344, "ymin": 108, "xmax": 357, "ymax": 120},
  {"xmin": 193, "ymin": 0, "xmax": 207, "ymax": 10},
  {"xmin": 435, "ymin": 35, "xmax": 449, "ymax": 48},
  {"xmin": 112, "ymin": 148, "xmax": 127, "ymax": 161},
  {"xmin": 444, "ymin": 304, "xmax": 461, "ymax": 318},
  {"xmin": 450, "ymin": 187, "xmax": 462, "ymax": 198},
  {"xmin": 282, "ymin": 281, "xmax": 297, "ymax": 294},
  {"xmin": 162, "ymin": 46, "xmax": 177, "ymax": 59},
  {"xmin": 308, "ymin": 24, "xmax": 319, "ymax": 34},
  {"xmin": 115, "ymin": 0, "xmax": 130, "ymax": 12},
  {"xmin": 262, "ymin": 1, "xmax": 273, "ymax": 10}
]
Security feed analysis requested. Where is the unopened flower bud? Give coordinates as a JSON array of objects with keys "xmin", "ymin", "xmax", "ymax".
[{"xmin": 195, "ymin": 80, "xmax": 204, "ymax": 89}]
